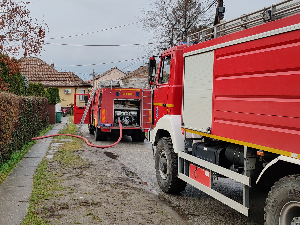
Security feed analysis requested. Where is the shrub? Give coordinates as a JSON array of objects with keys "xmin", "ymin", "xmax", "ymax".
[
  {"xmin": 0, "ymin": 92, "xmax": 49, "ymax": 161},
  {"xmin": 27, "ymin": 82, "xmax": 46, "ymax": 97},
  {"xmin": 46, "ymin": 87, "xmax": 60, "ymax": 104},
  {"xmin": 0, "ymin": 93, "xmax": 19, "ymax": 157}
]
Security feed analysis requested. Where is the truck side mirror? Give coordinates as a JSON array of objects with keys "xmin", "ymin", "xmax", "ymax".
[{"xmin": 148, "ymin": 56, "xmax": 156, "ymax": 85}]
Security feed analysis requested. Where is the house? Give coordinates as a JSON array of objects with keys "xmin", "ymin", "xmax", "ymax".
[
  {"xmin": 93, "ymin": 67, "xmax": 126, "ymax": 88},
  {"xmin": 19, "ymin": 57, "xmax": 91, "ymax": 110},
  {"xmin": 93, "ymin": 66, "xmax": 149, "ymax": 89},
  {"xmin": 121, "ymin": 65, "xmax": 148, "ymax": 88}
]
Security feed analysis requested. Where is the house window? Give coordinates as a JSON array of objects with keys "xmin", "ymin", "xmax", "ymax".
[{"xmin": 78, "ymin": 89, "xmax": 85, "ymax": 101}]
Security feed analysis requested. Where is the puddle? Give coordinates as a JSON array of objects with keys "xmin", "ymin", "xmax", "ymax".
[{"xmin": 104, "ymin": 151, "xmax": 119, "ymax": 159}]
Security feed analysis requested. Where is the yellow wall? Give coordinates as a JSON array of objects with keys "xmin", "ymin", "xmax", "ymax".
[{"xmin": 58, "ymin": 87, "xmax": 90, "ymax": 107}]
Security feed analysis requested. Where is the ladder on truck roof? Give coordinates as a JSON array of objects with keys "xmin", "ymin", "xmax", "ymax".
[{"xmin": 187, "ymin": 0, "xmax": 300, "ymax": 45}]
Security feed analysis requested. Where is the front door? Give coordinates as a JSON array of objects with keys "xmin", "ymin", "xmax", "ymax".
[{"xmin": 153, "ymin": 55, "xmax": 171, "ymax": 126}]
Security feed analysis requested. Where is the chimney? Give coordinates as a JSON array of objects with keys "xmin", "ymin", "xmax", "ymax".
[{"xmin": 50, "ymin": 63, "xmax": 54, "ymax": 68}]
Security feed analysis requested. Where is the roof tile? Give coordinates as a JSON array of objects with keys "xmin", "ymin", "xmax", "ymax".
[{"xmin": 19, "ymin": 57, "xmax": 91, "ymax": 87}]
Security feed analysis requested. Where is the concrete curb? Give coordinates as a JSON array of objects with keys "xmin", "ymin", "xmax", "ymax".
[{"xmin": 0, "ymin": 116, "xmax": 69, "ymax": 225}]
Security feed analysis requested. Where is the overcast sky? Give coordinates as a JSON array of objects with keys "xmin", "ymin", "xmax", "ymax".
[{"xmin": 26, "ymin": 0, "xmax": 278, "ymax": 81}]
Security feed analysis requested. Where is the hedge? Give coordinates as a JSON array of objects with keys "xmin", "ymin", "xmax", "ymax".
[
  {"xmin": 27, "ymin": 82, "xmax": 46, "ymax": 97},
  {"xmin": 0, "ymin": 92, "xmax": 49, "ymax": 161}
]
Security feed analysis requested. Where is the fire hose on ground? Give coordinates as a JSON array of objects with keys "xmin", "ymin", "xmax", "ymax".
[{"xmin": 32, "ymin": 121, "xmax": 123, "ymax": 149}]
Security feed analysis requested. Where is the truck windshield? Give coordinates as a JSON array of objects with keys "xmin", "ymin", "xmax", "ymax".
[{"xmin": 158, "ymin": 55, "xmax": 171, "ymax": 84}]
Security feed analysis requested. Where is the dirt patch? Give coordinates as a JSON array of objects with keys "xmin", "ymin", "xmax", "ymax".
[{"xmin": 39, "ymin": 140, "xmax": 187, "ymax": 224}]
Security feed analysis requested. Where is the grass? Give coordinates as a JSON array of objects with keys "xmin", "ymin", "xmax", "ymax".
[
  {"xmin": 0, "ymin": 124, "xmax": 54, "ymax": 185},
  {"xmin": 53, "ymin": 141, "xmax": 86, "ymax": 168},
  {"xmin": 54, "ymin": 116, "xmax": 86, "ymax": 168},
  {"xmin": 22, "ymin": 159, "xmax": 65, "ymax": 225},
  {"xmin": 22, "ymin": 116, "xmax": 86, "ymax": 225}
]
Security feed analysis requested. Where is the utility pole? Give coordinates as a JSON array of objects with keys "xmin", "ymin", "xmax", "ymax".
[{"xmin": 214, "ymin": 0, "xmax": 225, "ymax": 26}]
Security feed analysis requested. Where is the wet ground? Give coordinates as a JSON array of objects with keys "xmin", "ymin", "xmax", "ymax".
[
  {"xmin": 81, "ymin": 125, "xmax": 268, "ymax": 225},
  {"xmin": 39, "ymin": 137, "xmax": 187, "ymax": 225}
]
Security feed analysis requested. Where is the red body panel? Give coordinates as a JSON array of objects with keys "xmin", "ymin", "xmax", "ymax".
[
  {"xmin": 212, "ymin": 28, "xmax": 300, "ymax": 153},
  {"xmin": 190, "ymin": 164, "xmax": 211, "ymax": 188},
  {"xmin": 183, "ymin": 14, "xmax": 300, "ymax": 154}
]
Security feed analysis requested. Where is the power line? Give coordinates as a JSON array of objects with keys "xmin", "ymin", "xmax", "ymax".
[
  {"xmin": 121, "ymin": 55, "xmax": 147, "ymax": 71},
  {"xmin": 61, "ymin": 57, "xmax": 146, "ymax": 67},
  {"xmin": 46, "ymin": 22, "xmax": 139, "ymax": 40},
  {"xmin": 45, "ymin": 42, "xmax": 156, "ymax": 47}
]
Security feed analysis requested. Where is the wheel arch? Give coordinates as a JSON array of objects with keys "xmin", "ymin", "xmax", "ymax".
[
  {"xmin": 150, "ymin": 115, "xmax": 184, "ymax": 154},
  {"xmin": 256, "ymin": 155, "xmax": 300, "ymax": 189}
]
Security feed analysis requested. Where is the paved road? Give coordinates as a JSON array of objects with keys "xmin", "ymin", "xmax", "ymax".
[{"xmin": 81, "ymin": 124, "xmax": 267, "ymax": 225}]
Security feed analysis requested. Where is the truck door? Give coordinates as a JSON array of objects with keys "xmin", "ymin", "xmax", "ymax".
[
  {"xmin": 153, "ymin": 55, "xmax": 171, "ymax": 125},
  {"xmin": 73, "ymin": 93, "xmax": 90, "ymax": 124}
]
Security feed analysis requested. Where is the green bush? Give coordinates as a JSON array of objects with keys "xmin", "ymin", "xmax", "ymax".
[
  {"xmin": 0, "ymin": 92, "xmax": 49, "ymax": 161},
  {"xmin": 46, "ymin": 87, "xmax": 60, "ymax": 104},
  {"xmin": 27, "ymin": 82, "xmax": 46, "ymax": 97}
]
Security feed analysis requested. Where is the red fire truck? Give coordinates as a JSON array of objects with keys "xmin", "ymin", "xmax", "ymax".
[
  {"xmin": 147, "ymin": 0, "xmax": 300, "ymax": 223},
  {"xmin": 74, "ymin": 81, "xmax": 151, "ymax": 142}
]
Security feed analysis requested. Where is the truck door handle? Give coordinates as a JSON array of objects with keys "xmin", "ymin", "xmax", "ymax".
[{"xmin": 162, "ymin": 104, "xmax": 166, "ymax": 107}]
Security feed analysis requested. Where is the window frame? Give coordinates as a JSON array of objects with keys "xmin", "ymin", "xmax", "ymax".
[
  {"xmin": 158, "ymin": 55, "xmax": 171, "ymax": 84},
  {"xmin": 78, "ymin": 89, "xmax": 86, "ymax": 101}
]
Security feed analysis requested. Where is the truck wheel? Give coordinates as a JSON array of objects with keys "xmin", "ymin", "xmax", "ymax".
[
  {"xmin": 132, "ymin": 130, "xmax": 145, "ymax": 142},
  {"xmin": 95, "ymin": 128, "xmax": 107, "ymax": 141},
  {"xmin": 155, "ymin": 137, "xmax": 186, "ymax": 194},
  {"xmin": 264, "ymin": 175, "xmax": 300, "ymax": 224}
]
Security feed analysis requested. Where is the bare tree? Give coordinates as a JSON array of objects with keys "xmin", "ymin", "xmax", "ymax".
[
  {"xmin": 140, "ymin": 0, "xmax": 217, "ymax": 54},
  {"xmin": 0, "ymin": 0, "xmax": 48, "ymax": 57}
]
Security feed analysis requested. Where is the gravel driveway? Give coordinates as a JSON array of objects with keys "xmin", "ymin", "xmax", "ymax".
[
  {"xmin": 81, "ymin": 124, "xmax": 267, "ymax": 224},
  {"xmin": 34, "ymin": 129, "xmax": 187, "ymax": 224}
]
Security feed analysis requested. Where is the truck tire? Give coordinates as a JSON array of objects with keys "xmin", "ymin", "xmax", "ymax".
[
  {"xmin": 155, "ymin": 137, "xmax": 186, "ymax": 194},
  {"xmin": 132, "ymin": 130, "xmax": 145, "ymax": 142},
  {"xmin": 95, "ymin": 128, "xmax": 107, "ymax": 141},
  {"xmin": 264, "ymin": 175, "xmax": 300, "ymax": 224}
]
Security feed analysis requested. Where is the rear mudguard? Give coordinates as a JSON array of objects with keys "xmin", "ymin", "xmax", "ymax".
[{"xmin": 256, "ymin": 155, "xmax": 300, "ymax": 184}]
